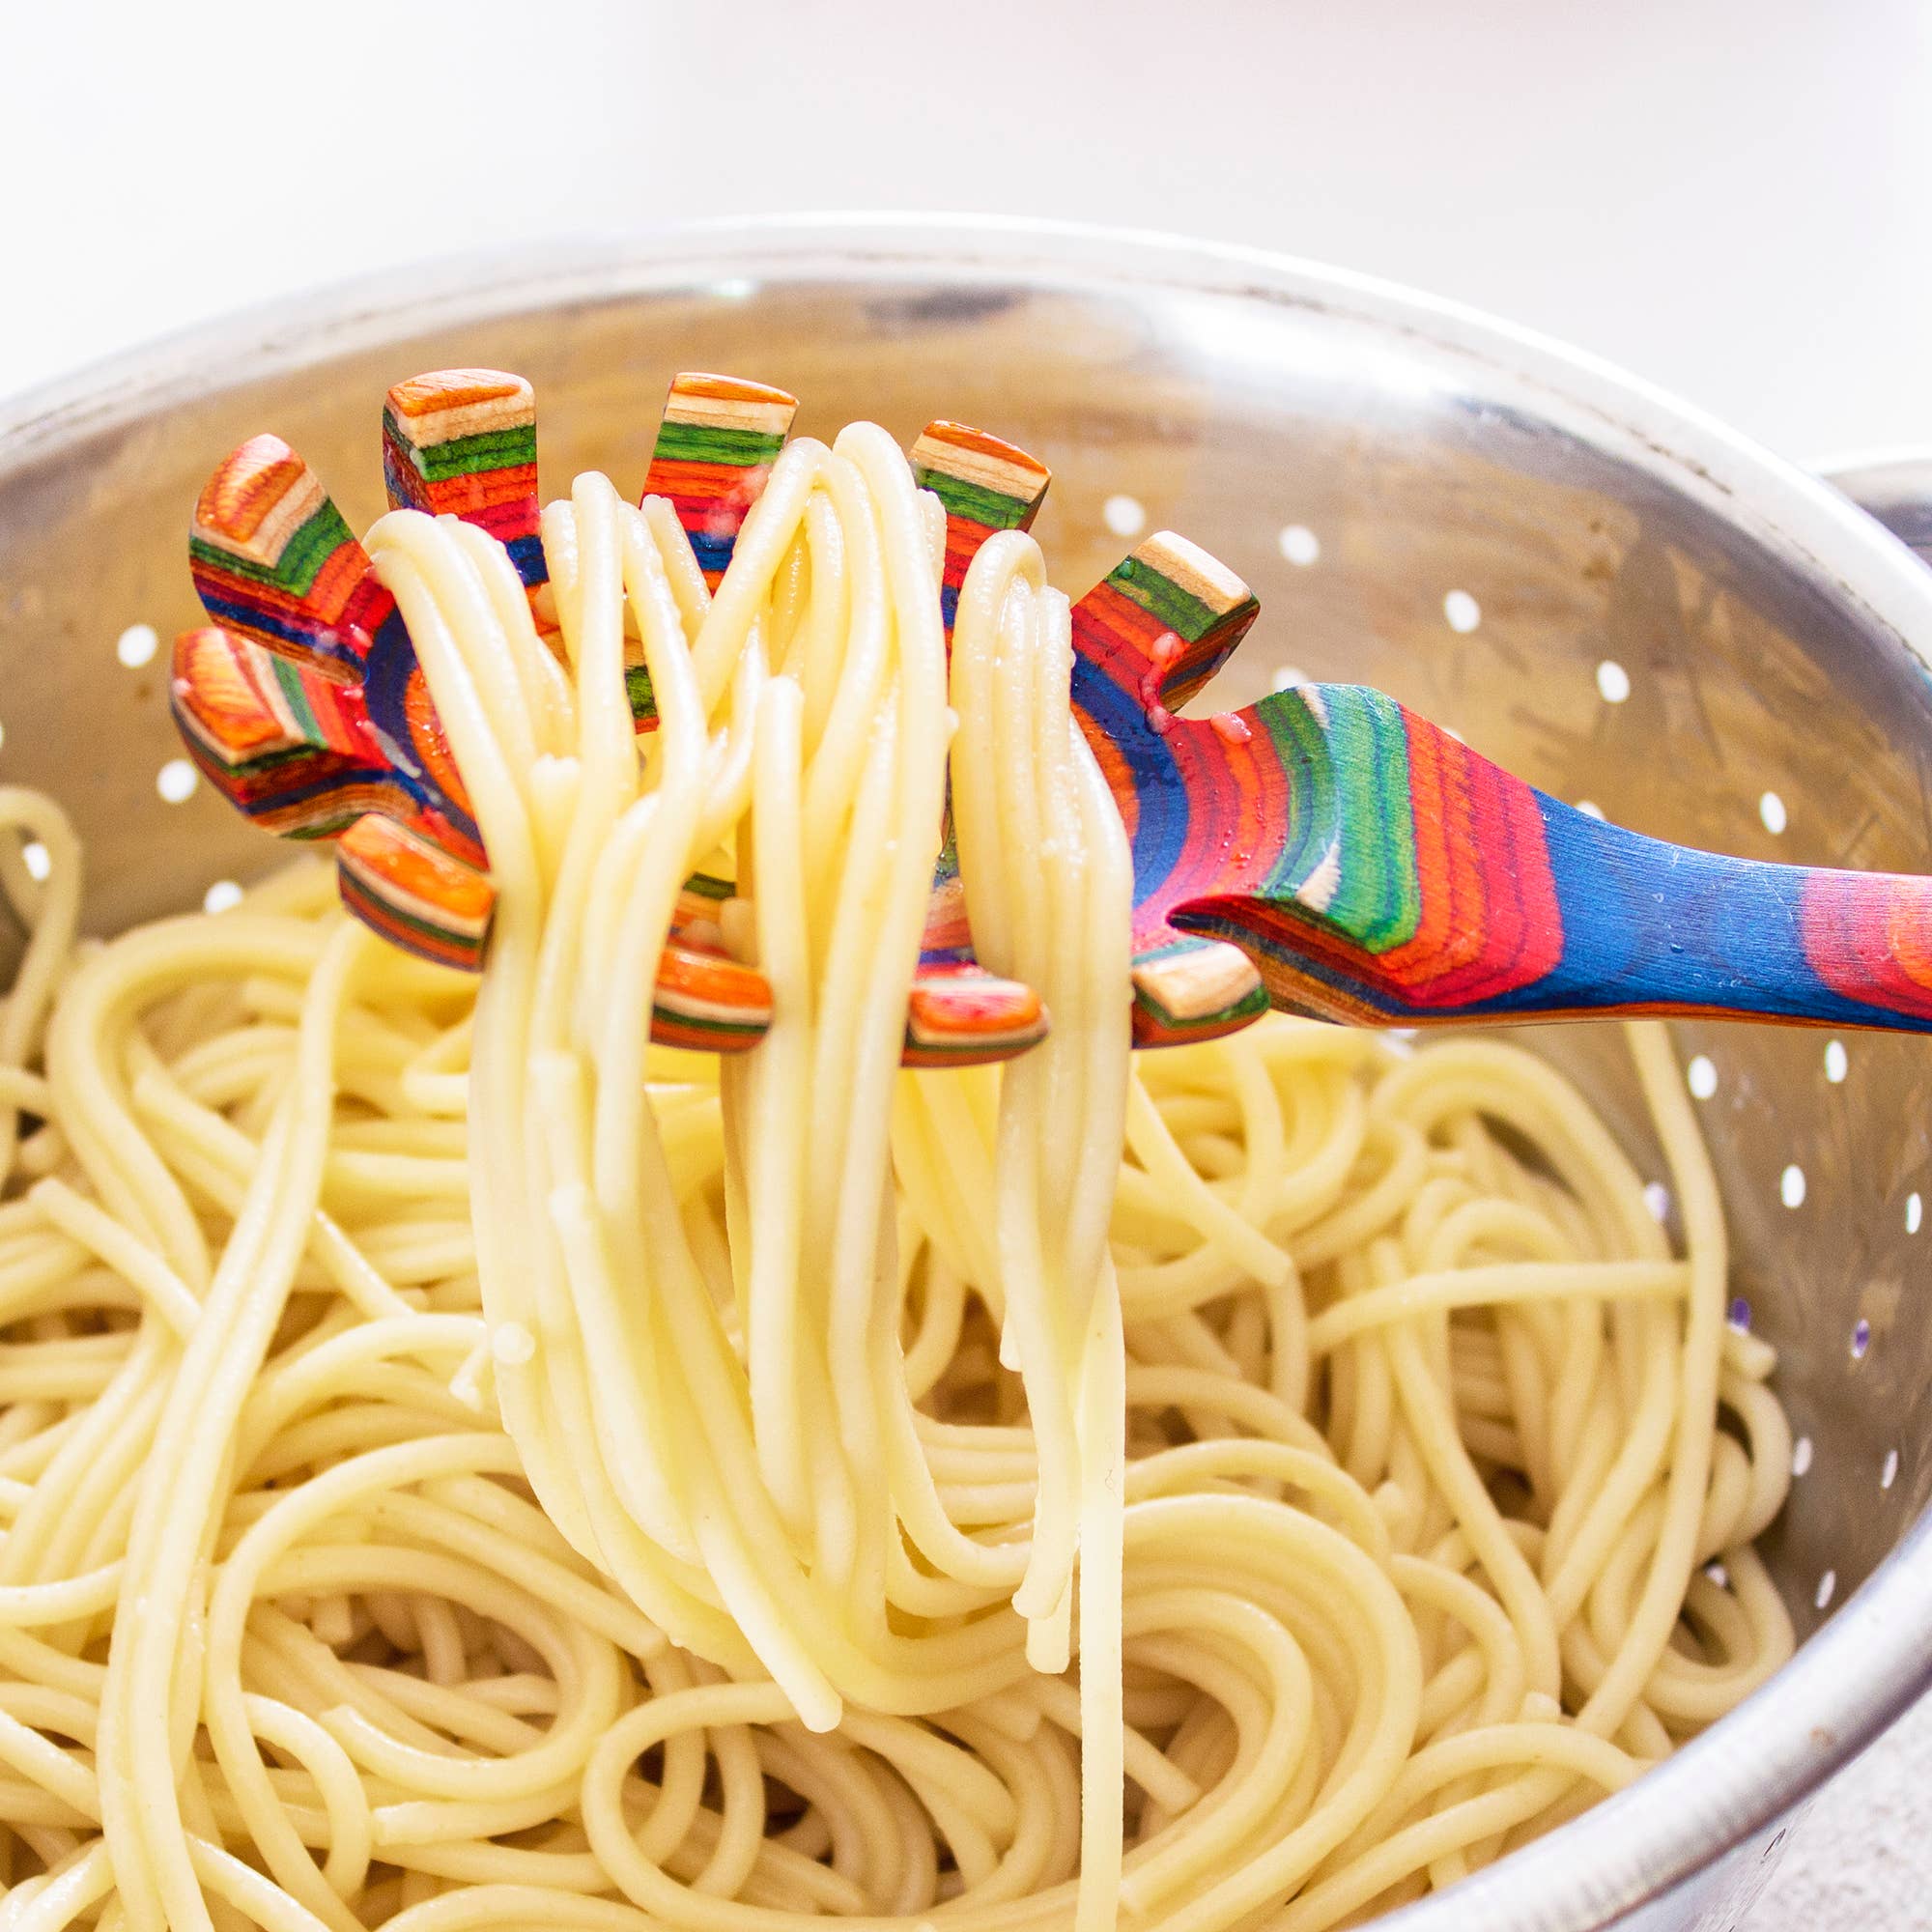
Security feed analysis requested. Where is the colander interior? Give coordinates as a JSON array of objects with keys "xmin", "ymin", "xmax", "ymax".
[{"xmin": 3, "ymin": 224, "xmax": 1929, "ymax": 1930}]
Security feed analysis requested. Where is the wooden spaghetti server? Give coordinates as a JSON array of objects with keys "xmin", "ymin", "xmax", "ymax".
[{"xmin": 172, "ymin": 369, "xmax": 1932, "ymax": 1066}]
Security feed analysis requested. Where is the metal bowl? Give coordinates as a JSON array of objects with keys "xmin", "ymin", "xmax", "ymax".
[{"xmin": 3, "ymin": 216, "xmax": 1929, "ymax": 1931}]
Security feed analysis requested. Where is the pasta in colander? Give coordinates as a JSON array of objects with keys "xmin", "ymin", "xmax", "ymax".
[{"xmin": 0, "ymin": 425, "xmax": 1794, "ymax": 1932}]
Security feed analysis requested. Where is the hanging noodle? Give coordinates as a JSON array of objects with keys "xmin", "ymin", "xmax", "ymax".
[{"xmin": 0, "ymin": 427, "xmax": 1796, "ymax": 1932}]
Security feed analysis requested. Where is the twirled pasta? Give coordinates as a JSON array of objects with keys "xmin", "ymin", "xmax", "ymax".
[{"xmin": 0, "ymin": 426, "xmax": 1795, "ymax": 1932}]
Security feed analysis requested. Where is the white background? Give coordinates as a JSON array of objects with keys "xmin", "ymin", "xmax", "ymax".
[
  {"xmin": 5, "ymin": 2, "xmax": 1931, "ymax": 1923},
  {"xmin": 5, "ymin": 0, "xmax": 1932, "ymax": 467}
]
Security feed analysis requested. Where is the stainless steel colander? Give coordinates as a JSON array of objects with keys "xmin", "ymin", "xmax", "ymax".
[{"xmin": 3, "ymin": 217, "xmax": 1930, "ymax": 1932}]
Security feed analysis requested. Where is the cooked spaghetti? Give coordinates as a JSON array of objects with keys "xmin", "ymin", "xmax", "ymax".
[{"xmin": 0, "ymin": 428, "xmax": 1794, "ymax": 1932}]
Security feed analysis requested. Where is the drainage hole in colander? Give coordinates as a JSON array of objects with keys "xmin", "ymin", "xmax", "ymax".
[
  {"xmin": 203, "ymin": 881, "xmax": 243, "ymax": 916},
  {"xmin": 1103, "ymin": 495, "xmax": 1146, "ymax": 539},
  {"xmin": 1759, "ymin": 789, "xmax": 1788, "ymax": 836},
  {"xmin": 1277, "ymin": 525, "xmax": 1321, "ymax": 566},
  {"xmin": 1883, "ymin": 1449, "xmax": 1900, "ymax": 1490},
  {"xmin": 1443, "ymin": 590, "xmax": 1480, "ymax": 634},
  {"xmin": 115, "ymin": 623, "xmax": 158, "ymax": 669},
  {"xmin": 1643, "ymin": 1182, "xmax": 1670, "ymax": 1223},
  {"xmin": 1908, "ymin": 1192, "xmax": 1922, "ymax": 1236},
  {"xmin": 1688, "ymin": 1055, "xmax": 1718, "ymax": 1100},
  {"xmin": 1824, "ymin": 1039, "xmax": 1847, "ymax": 1084},
  {"xmin": 20, "ymin": 842, "xmax": 49, "ymax": 884},
  {"xmin": 156, "ymin": 760, "xmax": 198, "ymax": 805},
  {"xmin": 1851, "ymin": 1319, "xmax": 1871, "ymax": 1361},
  {"xmin": 1815, "ymin": 1570, "xmax": 1837, "ymax": 1610},
  {"xmin": 1576, "ymin": 799, "xmax": 1605, "ymax": 821},
  {"xmin": 1727, "ymin": 1296, "xmax": 1751, "ymax": 1332},
  {"xmin": 1596, "ymin": 659, "xmax": 1632, "ymax": 703},
  {"xmin": 1270, "ymin": 666, "xmax": 1310, "ymax": 693},
  {"xmin": 1779, "ymin": 1164, "xmax": 1806, "ymax": 1208},
  {"xmin": 1791, "ymin": 1435, "xmax": 1813, "ymax": 1477}
]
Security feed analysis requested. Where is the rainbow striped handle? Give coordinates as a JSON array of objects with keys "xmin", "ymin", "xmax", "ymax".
[
  {"xmin": 1268, "ymin": 749, "xmax": 1932, "ymax": 1029},
  {"xmin": 1071, "ymin": 533, "xmax": 1932, "ymax": 1034}
]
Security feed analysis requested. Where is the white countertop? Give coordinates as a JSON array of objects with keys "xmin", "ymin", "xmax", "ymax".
[{"xmin": 5, "ymin": 2, "xmax": 1930, "ymax": 1922}]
